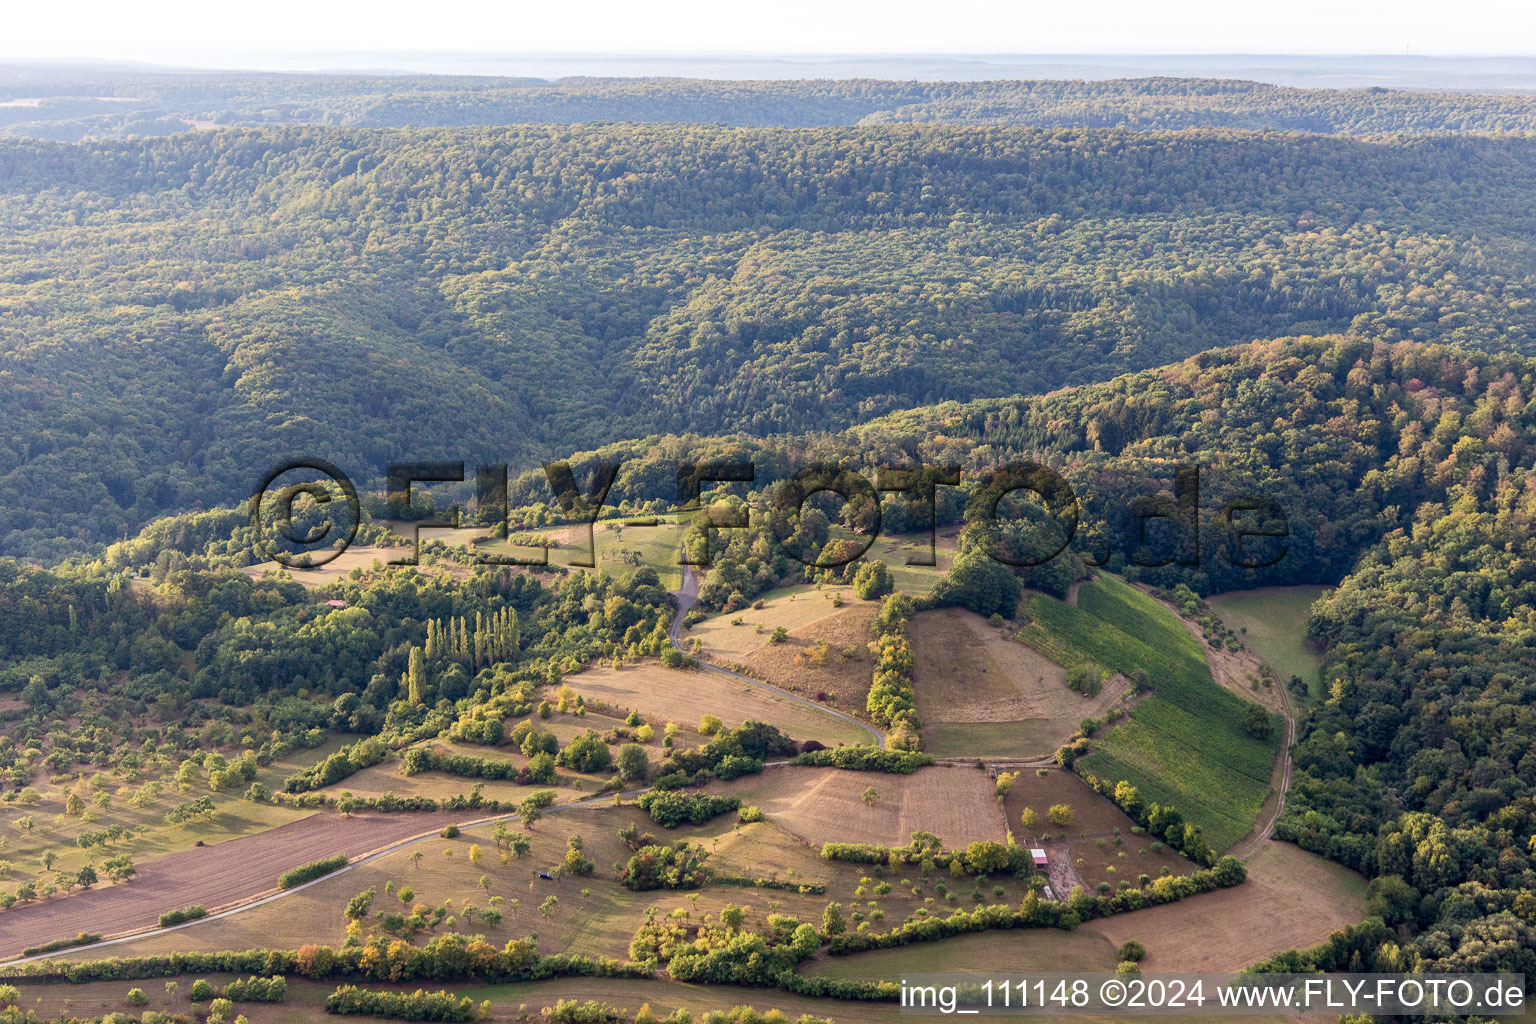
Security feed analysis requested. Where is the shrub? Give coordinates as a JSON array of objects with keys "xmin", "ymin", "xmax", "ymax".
[
  {"xmin": 190, "ymin": 980, "xmax": 214, "ymax": 1002},
  {"xmin": 126, "ymin": 988, "xmax": 148, "ymax": 1007},
  {"xmin": 1118, "ymin": 939, "xmax": 1146, "ymax": 962},
  {"xmin": 20, "ymin": 932, "xmax": 101, "ymax": 957},
  {"xmin": 278, "ymin": 854, "xmax": 348, "ymax": 889},
  {"xmin": 223, "ymin": 975, "xmax": 287, "ymax": 1002},
  {"xmin": 158, "ymin": 905, "xmax": 208, "ymax": 927},
  {"xmin": 620, "ymin": 843, "xmax": 709, "ymax": 891},
  {"xmin": 440, "ymin": 825, "xmax": 461, "ymax": 839},
  {"xmin": 738, "ymin": 805, "xmax": 764, "ymax": 823}
]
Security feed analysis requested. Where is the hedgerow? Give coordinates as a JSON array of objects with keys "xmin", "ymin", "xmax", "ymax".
[
  {"xmin": 278, "ymin": 854, "xmax": 348, "ymax": 889},
  {"xmin": 284, "ymin": 736, "xmax": 390, "ymax": 794},
  {"xmin": 157, "ymin": 905, "xmax": 207, "ymax": 927},
  {"xmin": 789, "ymin": 748, "xmax": 933, "ymax": 772},
  {"xmin": 827, "ymin": 857, "xmax": 1247, "ymax": 955},
  {"xmin": 0, "ymin": 934, "xmax": 649, "ymax": 987},
  {"xmin": 19, "ymin": 933, "xmax": 101, "ymax": 957},
  {"xmin": 864, "ymin": 594, "xmax": 922, "ymax": 750},
  {"xmin": 325, "ymin": 985, "xmax": 479, "ymax": 1021}
]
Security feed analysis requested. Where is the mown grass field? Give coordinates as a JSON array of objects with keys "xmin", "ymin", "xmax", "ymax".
[
  {"xmin": 561, "ymin": 661, "xmax": 871, "ymax": 748},
  {"xmin": 1020, "ymin": 575, "xmax": 1279, "ymax": 853},
  {"xmin": 710, "ymin": 764, "xmax": 1006, "ymax": 849},
  {"xmin": 911, "ymin": 607, "xmax": 1125, "ymax": 757},
  {"xmin": 1206, "ymin": 586, "xmax": 1328, "ymax": 700}
]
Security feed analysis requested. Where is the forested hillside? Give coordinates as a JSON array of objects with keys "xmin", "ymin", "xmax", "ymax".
[
  {"xmin": 5, "ymin": 74, "xmax": 1536, "ymax": 139},
  {"xmin": 4, "ymin": 334, "xmax": 1534, "ymax": 976},
  {"xmin": 6, "ymin": 124, "xmax": 1536, "ymax": 556}
]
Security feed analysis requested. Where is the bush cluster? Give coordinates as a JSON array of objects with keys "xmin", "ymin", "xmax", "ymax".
[
  {"xmin": 325, "ymin": 985, "xmax": 479, "ymax": 1022},
  {"xmin": 278, "ymin": 854, "xmax": 348, "ymax": 890},
  {"xmin": 157, "ymin": 905, "xmax": 207, "ymax": 928},
  {"xmin": 636, "ymin": 792, "xmax": 741, "ymax": 827}
]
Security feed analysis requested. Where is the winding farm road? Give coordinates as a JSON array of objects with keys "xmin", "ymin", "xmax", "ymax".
[
  {"xmin": 1, "ymin": 569, "xmax": 883, "ymax": 970},
  {"xmin": 0, "ymin": 788, "xmax": 652, "ymax": 969},
  {"xmin": 667, "ymin": 566, "xmax": 884, "ymax": 749}
]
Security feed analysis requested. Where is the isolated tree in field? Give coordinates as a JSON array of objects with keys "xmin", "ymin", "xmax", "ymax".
[
  {"xmin": 13, "ymin": 816, "xmax": 34, "ymax": 835},
  {"xmin": 397, "ymin": 885, "xmax": 415, "ymax": 904},
  {"xmin": 41, "ymin": 850, "xmax": 56, "ymax": 871},
  {"xmin": 616, "ymin": 743, "xmax": 649, "ymax": 782},
  {"xmin": 103, "ymin": 852, "xmax": 135, "ymax": 882},
  {"xmin": 1020, "ymin": 807, "xmax": 1039, "ymax": 828},
  {"xmin": 995, "ymin": 771, "xmax": 1019, "ymax": 800},
  {"xmin": 1241, "ymin": 703, "xmax": 1274, "ymax": 739},
  {"xmin": 410, "ymin": 851, "xmax": 423, "ymax": 870},
  {"xmin": 126, "ymin": 988, "xmax": 148, "ymax": 1007},
  {"xmin": 539, "ymin": 895, "xmax": 558, "ymax": 919},
  {"xmin": 479, "ymin": 874, "xmax": 493, "ymax": 894},
  {"xmin": 1047, "ymin": 804, "xmax": 1074, "ymax": 827},
  {"xmin": 822, "ymin": 901, "xmax": 846, "ymax": 936},
  {"xmin": 65, "ymin": 792, "xmax": 85, "ymax": 816},
  {"xmin": 517, "ymin": 797, "xmax": 544, "ymax": 831},
  {"xmin": 861, "ymin": 786, "xmax": 879, "ymax": 806},
  {"xmin": 344, "ymin": 887, "xmax": 375, "ymax": 921},
  {"xmin": 469, "ymin": 844, "xmax": 483, "ymax": 863},
  {"xmin": 852, "ymin": 559, "xmax": 894, "ymax": 600},
  {"xmin": 769, "ymin": 626, "xmax": 789, "ymax": 644},
  {"xmin": 165, "ymin": 982, "xmax": 178, "ymax": 1000}
]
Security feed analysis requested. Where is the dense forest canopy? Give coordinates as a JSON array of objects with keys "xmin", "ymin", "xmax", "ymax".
[
  {"xmin": 5, "ymin": 74, "xmax": 1536, "ymax": 139},
  {"xmin": 6, "ymin": 123, "xmax": 1536, "ymax": 556}
]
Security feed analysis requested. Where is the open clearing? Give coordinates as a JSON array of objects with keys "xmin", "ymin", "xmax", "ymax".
[
  {"xmin": 688, "ymin": 584, "xmax": 858, "ymax": 661},
  {"xmin": 912, "ymin": 606, "xmax": 1126, "ymax": 756},
  {"xmin": 0, "ymin": 809, "xmax": 466, "ymax": 960},
  {"xmin": 1082, "ymin": 840, "xmax": 1367, "ymax": 971},
  {"xmin": 698, "ymin": 602, "xmax": 880, "ymax": 724},
  {"xmin": 710, "ymin": 764, "xmax": 1004, "ymax": 848},
  {"xmin": 561, "ymin": 661, "xmax": 870, "ymax": 747},
  {"xmin": 1207, "ymin": 586, "xmax": 1329, "ymax": 700}
]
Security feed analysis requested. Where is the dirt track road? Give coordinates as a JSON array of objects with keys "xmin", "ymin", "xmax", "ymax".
[
  {"xmin": 0, "ymin": 810, "xmax": 469, "ymax": 960},
  {"xmin": 668, "ymin": 565, "xmax": 884, "ymax": 748}
]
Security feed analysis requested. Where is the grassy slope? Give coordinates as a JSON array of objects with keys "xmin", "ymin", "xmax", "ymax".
[
  {"xmin": 1020, "ymin": 576, "xmax": 1279, "ymax": 852},
  {"xmin": 1206, "ymin": 587, "xmax": 1328, "ymax": 700}
]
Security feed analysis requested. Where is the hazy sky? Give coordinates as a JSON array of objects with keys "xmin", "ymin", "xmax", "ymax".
[{"xmin": 3, "ymin": 0, "xmax": 1534, "ymax": 64}]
